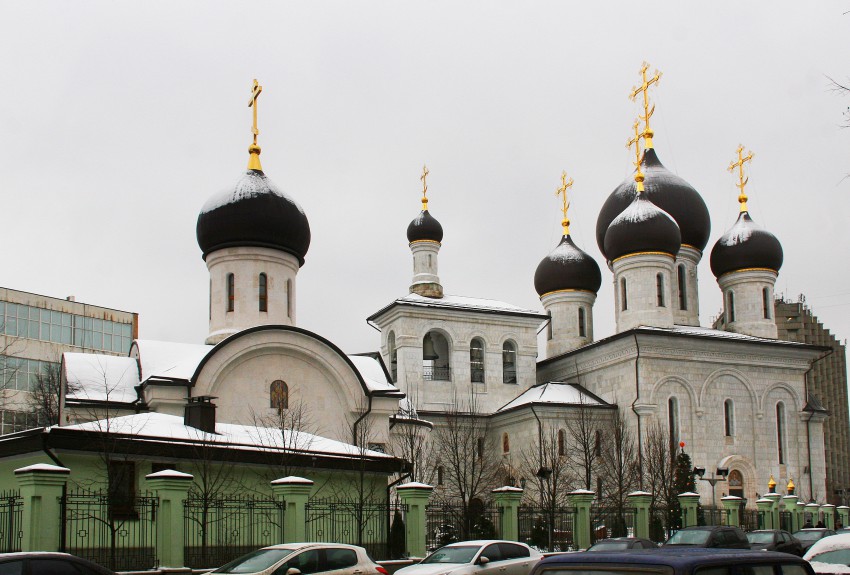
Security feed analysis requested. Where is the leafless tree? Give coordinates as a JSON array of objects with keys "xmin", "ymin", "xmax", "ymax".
[
  {"xmin": 597, "ymin": 407, "xmax": 639, "ymax": 537},
  {"xmin": 827, "ymin": 75, "xmax": 850, "ymax": 128},
  {"xmin": 387, "ymin": 393, "xmax": 436, "ymax": 484},
  {"xmin": 249, "ymin": 396, "xmax": 318, "ymax": 483},
  {"xmin": 642, "ymin": 421, "xmax": 677, "ymax": 539},
  {"xmin": 29, "ymin": 363, "xmax": 74, "ymax": 427},
  {"xmin": 566, "ymin": 398, "xmax": 603, "ymax": 490}
]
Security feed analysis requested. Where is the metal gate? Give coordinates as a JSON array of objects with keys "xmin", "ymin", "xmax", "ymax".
[
  {"xmin": 0, "ymin": 491, "xmax": 22, "ymax": 553},
  {"xmin": 517, "ymin": 505, "xmax": 576, "ymax": 551}
]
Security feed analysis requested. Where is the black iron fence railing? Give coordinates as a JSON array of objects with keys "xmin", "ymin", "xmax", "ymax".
[
  {"xmin": 698, "ymin": 507, "xmax": 729, "ymax": 526},
  {"xmin": 306, "ymin": 499, "xmax": 407, "ymax": 560},
  {"xmin": 426, "ymin": 501, "xmax": 501, "ymax": 551},
  {"xmin": 423, "ymin": 366, "xmax": 451, "ymax": 381},
  {"xmin": 183, "ymin": 494, "xmax": 285, "ymax": 569},
  {"xmin": 740, "ymin": 509, "xmax": 765, "ymax": 532},
  {"xmin": 0, "ymin": 490, "xmax": 21, "ymax": 553},
  {"xmin": 517, "ymin": 504, "xmax": 576, "ymax": 552},
  {"xmin": 649, "ymin": 507, "xmax": 679, "ymax": 543},
  {"xmin": 590, "ymin": 505, "xmax": 636, "ymax": 543},
  {"xmin": 60, "ymin": 488, "xmax": 157, "ymax": 571},
  {"xmin": 779, "ymin": 510, "xmax": 792, "ymax": 531}
]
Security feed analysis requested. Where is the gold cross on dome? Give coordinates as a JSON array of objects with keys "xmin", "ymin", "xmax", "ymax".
[
  {"xmin": 627, "ymin": 120, "xmax": 646, "ymax": 193},
  {"xmin": 249, "ymin": 79, "xmax": 263, "ymax": 145},
  {"xmin": 420, "ymin": 165, "xmax": 430, "ymax": 210},
  {"xmin": 629, "ymin": 61, "xmax": 662, "ymax": 149},
  {"xmin": 555, "ymin": 171, "xmax": 574, "ymax": 236},
  {"xmin": 728, "ymin": 145, "xmax": 754, "ymax": 212}
]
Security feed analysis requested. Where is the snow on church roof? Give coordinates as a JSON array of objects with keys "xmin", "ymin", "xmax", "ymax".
[
  {"xmin": 133, "ymin": 339, "xmax": 213, "ymax": 381},
  {"xmin": 370, "ymin": 292, "xmax": 547, "ymax": 320},
  {"xmin": 63, "ymin": 353, "xmax": 140, "ymax": 404},
  {"xmin": 62, "ymin": 412, "xmax": 394, "ymax": 459},
  {"xmin": 644, "ymin": 324, "xmax": 809, "ymax": 346},
  {"xmin": 497, "ymin": 382, "xmax": 610, "ymax": 413},
  {"xmin": 347, "ymin": 354, "xmax": 400, "ymax": 394}
]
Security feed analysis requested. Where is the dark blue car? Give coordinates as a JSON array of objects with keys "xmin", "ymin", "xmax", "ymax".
[{"xmin": 531, "ymin": 548, "xmax": 814, "ymax": 575}]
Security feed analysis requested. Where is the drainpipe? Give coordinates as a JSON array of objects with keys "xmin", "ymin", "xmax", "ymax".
[
  {"xmin": 353, "ymin": 395, "xmax": 374, "ymax": 447},
  {"xmin": 630, "ymin": 333, "xmax": 644, "ymax": 486}
]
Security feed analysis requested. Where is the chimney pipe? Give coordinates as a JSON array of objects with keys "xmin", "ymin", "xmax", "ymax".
[{"xmin": 184, "ymin": 396, "xmax": 217, "ymax": 433}]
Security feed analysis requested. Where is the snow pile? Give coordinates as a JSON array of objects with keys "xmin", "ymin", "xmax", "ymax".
[{"xmin": 63, "ymin": 353, "xmax": 140, "ymax": 403}]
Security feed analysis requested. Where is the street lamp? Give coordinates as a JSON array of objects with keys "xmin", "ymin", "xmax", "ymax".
[{"xmin": 694, "ymin": 467, "xmax": 729, "ymax": 511}]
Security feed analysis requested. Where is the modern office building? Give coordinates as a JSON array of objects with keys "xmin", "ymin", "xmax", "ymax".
[{"xmin": 0, "ymin": 287, "xmax": 137, "ymax": 433}]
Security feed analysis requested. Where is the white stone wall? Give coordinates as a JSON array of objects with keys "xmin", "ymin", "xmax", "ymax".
[
  {"xmin": 717, "ymin": 269, "xmax": 779, "ymax": 339},
  {"xmin": 205, "ymin": 246, "xmax": 300, "ymax": 344},
  {"xmin": 409, "ymin": 241, "xmax": 441, "ymax": 290},
  {"xmin": 672, "ymin": 247, "xmax": 701, "ymax": 327},
  {"xmin": 541, "ymin": 290, "xmax": 596, "ymax": 359},
  {"xmin": 612, "ymin": 253, "xmax": 676, "ymax": 332}
]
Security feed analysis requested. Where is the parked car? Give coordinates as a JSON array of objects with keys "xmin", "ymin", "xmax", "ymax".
[
  {"xmin": 395, "ymin": 540, "xmax": 541, "ymax": 575},
  {"xmin": 529, "ymin": 548, "xmax": 814, "ymax": 575},
  {"xmin": 0, "ymin": 552, "xmax": 118, "ymax": 575},
  {"xmin": 803, "ymin": 532, "xmax": 850, "ymax": 575},
  {"xmin": 746, "ymin": 530, "xmax": 804, "ymax": 555},
  {"xmin": 793, "ymin": 528, "xmax": 837, "ymax": 553},
  {"xmin": 587, "ymin": 537, "xmax": 658, "ymax": 551},
  {"xmin": 662, "ymin": 526, "xmax": 750, "ymax": 549},
  {"xmin": 212, "ymin": 543, "xmax": 388, "ymax": 575}
]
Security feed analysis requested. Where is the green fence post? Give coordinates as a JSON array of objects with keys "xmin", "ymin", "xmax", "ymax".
[
  {"xmin": 568, "ymin": 489, "xmax": 594, "ymax": 550},
  {"xmin": 145, "ymin": 469, "xmax": 193, "ymax": 569},
  {"xmin": 491, "ymin": 486, "xmax": 523, "ymax": 542},
  {"xmin": 396, "ymin": 482, "xmax": 433, "ymax": 559},
  {"xmin": 764, "ymin": 493, "xmax": 781, "ymax": 531},
  {"xmin": 805, "ymin": 502, "xmax": 821, "ymax": 526},
  {"xmin": 756, "ymin": 498, "xmax": 774, "ymax": 529},
  {"xmin": 15, "ymin": 463, "xmax": 70, "ymax": 552},
  {"xmin": 782, "ymin": 495, "xmax": 799, "ymax": 532},
  {"xmin": 271, "ymin": 476, "xmax": 314, "ymax": 544},
  {"xmin": 837, "ymin": 506, "xmax": 849, "ymax": 529},
  {"xmin": 627, "ymin": 491, "xmax": 652, "ymax": 539},
  {"xmin": 821, "ymin": 504, "xmax": 836, "ymax": 530},
  {"xmin": 721, "ymin": 496, "xmax": 742, "ymax": 527},
  {"xmin": 677, "ymin": 492, "xmax": 700, "ymax": 528}
]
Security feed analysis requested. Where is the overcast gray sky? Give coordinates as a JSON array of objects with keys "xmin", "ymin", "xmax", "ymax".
[{"xmin": 1, "ymin": 1, "xmax": 848, "ymax": 358}]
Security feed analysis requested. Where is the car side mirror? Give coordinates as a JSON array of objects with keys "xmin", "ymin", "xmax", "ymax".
[
  {"xmin": 287, "ymin": 568, "xmax": 302, "ymax": 575},
  {"xmin": 478, "ymin": 556, "xmax": 489, "ymax": 565}
]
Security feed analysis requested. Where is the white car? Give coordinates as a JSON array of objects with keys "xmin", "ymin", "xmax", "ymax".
[
  {"xmin": 802, "ymin": 532, "xmax": 850, "ymax": 574},
  {"xmin": 212, "ymin": 543, "xmax": 389, "ymax": 575},
  {"xmin": 396, "ymin": 540, "xmax": 541, "ymax": 575}
]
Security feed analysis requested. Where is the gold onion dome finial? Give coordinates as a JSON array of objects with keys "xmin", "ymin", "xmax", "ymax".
[
  {"xmin": 768, "ymin": 475, "xmax": 777, "ymax": 492},
  {"xmin": 629, "ymin": 61, "xmax": 662, "ymax": 149},
  {"xmin": 787, "ymin": 478, "xmax": 796, "ymax": 494},
  {"xmin": 728, "ymin": 145, "xmax": 755, "ymax": 212},
  {"xmin": 248, "ymin": 79, "xmax": 263, "ymax": 171},
  {"xmin": 555, "ymin": 171, "xmax": 574, "ymax": 235},
  {"xmin": 420, "ymin": 165, "xmax": 430, "ymax": 210},
  {"xmin": 627, "ymin": 120, "xmax": 645, "ymax": 192}
]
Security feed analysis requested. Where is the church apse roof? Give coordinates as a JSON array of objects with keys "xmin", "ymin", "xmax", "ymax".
[
  {"xmin": 497, "ymin": 381, "xmax": 612, "ymax": 413},
  {"xmin": 368, "ymin": 293, "xmax": 548, "ymax": 322}
]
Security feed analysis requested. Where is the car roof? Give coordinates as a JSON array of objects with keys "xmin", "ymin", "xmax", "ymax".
[
  {"xmin": 539, "ymin": 548, "xmax": 809, "ymax": 568},
  {"xmin": 263, "ymin": 543, "xmax": 365, "ymax": 551},
  {"xmin": 444, "ymin": 540, "xmax": 519, "ymax": 546}
]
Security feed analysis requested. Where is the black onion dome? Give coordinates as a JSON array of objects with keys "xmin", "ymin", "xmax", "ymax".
[
  {"xmin": 709, "ymin": 211, "xmax": 783, "ymax": 278},
  {"xmin": 596, "ymin": 148, "xmax": 711, "ymax": 259},
  {"xmin": 407, "ymin": 210, "xmax": 443, "ymax": 243},
  {"xmin": 603, "ymin": 194, "xmax": 681, "ymax": 262},
  {"xmin": 534, "ymin": 235, "xmax": 602, "ymax": 296},
  {"xmin": 196, "ymin": 170, "xmax": 311, "ymax": 264}
]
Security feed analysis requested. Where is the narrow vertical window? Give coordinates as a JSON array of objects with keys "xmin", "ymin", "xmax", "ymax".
[
  {"xmin": 270, "ymin": 380, "xmax": 289, "ymax": 411},
  {"xmin": 477, "ymin": 437, "xmax": 485, "ymax": 458},
  {"xmin": 226, "ymin": 274, "xmax": 235, "ymax": 312},
  {"xmin": 678, "ymin": 265, "xmax": 687, "ymax": 310},
  {"xmin": 763, "ymin": 288, "xmax": 771, "ymax": 319},
  {"xmin": 578, "ymin": 307, "xmax": 586, "ymax": 337},
  {"xmin": 621, "ymin": 278, "xmax": 628, "ymax": 311},
  {"xmin": 502, "ymin": 341, "xmax": 516, "ymax": 384},
  {"xmin": 437, "ymin": 465, "xmax": 444, "ymax": 485},
  {"xmin": 724, "ymin": 399, "xmax": 734, "ymax": 437},
  {"xmin": 727, "ymin": 291, "xmax": 736, "ymax": 323},
  {"xmin": 777, "ymin": 402, "xmax": 786, "ymax": 464},
  {"xmin": 258, "ymin": 273, "xmax": 268, "ymax": 312},
  {"xmin": 470, "ymin": 338, "xmax": 484, "ymax": 383},
  {"xmin": 656, "ymin": 273, "xmax": 665, "ymax": 307},
  {"xmin": 558, "ymin": 429, "xmax": 566, "ymax": 456},
  {"xmin": 286, "ymin": 279, "xmax": 292, "ymax": 318},
  {"xmin": 547, "ymin": 311, "xmax": 553, "ymax": 341},
  {"xmin": 668, "ymin": 397, "xmax": 679, "ymax": 453},
  {"xmin": 502, "ymin": 433, "xmax": 510, "ymax": 454},
  {"xmin": 594, "ymin": 429, "xmax": 602, "ymax": 456}
]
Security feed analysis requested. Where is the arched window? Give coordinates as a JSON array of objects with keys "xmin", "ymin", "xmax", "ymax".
[
  {"xmin": 502, "ymin": 433, "xmax": 510, "ymax": 454},
  {"xmin": 724, "ymin": 399, "xmax": 735, "ymax": 437},
  {"xmin": 727, "ymin": 291, "xmax": 736, "ymax": 323},
  {"xmin": 578, "ymin": 308, "xmax": 586, "ymax": 337},
  {"xmin": 226, "ymin": 274, "xmax": 235, "ymax": 312},
  {"xmin": 558, "ymin": 429, "xmax": 566, "ymax": 456},
  {"xmin": 477, "ymin": 437, "xmax": 485, "ymax": 458},
  {"xmin": 502, "ymin": 341, "xmax": 517, "ymax": 384},
  {"xmin": 270, "ymin": 380, "xmax": 288, "ymax": 411},
  {"xmin": 656, "ymin": 273, "xmax": 665, "ymax": 307},
  {"xmin": 547, "ymin": 311, "xmax": 553, "ymax": 341},
  {"xmin": 777, "ymin": 402, "xmax": 786, "ymax": 464},
  {"xmin": 470, "ymin": 338, "xmax": 485, "ymax": 383},
  {"xmin": 678, "ymin": 265, "xmax": 687, "ymax": 310},
  {"xmin": 763, "ymin": 288, "xmax": 772, "ymax": 319},
  {"xmin": 423, "ymin": 331, "xmax": 450, "ymax": 381},
  {"xmin": 668, "ymin": 397, "xmax": 680, "ymax": 453},
  {"xmin": 594, "ymin": 429, "xmax": 602, "ymax": 456},
  {"xmin": 621, "ymin": 278, "xmax": 628, "ymax": 311},
  {"xmin": 437, "ymin": 465, "xmax": 444, "ymax": 485},
  {"xmin": 258, "ymin": 273, "xmax": 268, "ymax": 312},
  {"xmin": 387, "ymin": 332, "xmax": 397, "ymax": 383}
]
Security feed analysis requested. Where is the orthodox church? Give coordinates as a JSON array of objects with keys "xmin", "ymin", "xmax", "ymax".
[{"xmin": 3, "ymin": 69, "xmax": 827, "ymax": 507}]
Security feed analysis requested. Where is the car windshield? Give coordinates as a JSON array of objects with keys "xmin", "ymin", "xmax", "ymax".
[
  {"xmin": 666, "ymin": 530, "xmax": 711, "ymax": 545},
  {"xmin": 423, "ymin": 546, "xmax": 480, "ymax": 564},
  {"xmin": 214, "ymin": 549, "xmax": 295, "ymax": 573},
  {"xmin": 588, "ymin": 542, "xmax": 630, "ymax": 551},
  {"xmin": 810, "ymin": 549, "xmax": 850, "ymax": 565},
  {"xmin": 747, "ymin": 533, "xmax": 776, "ymax": 544},
  {"xmin": 795, "ymin": 531, "xmax": 827, "ymax": 541}
]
